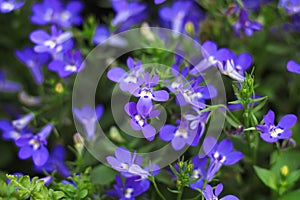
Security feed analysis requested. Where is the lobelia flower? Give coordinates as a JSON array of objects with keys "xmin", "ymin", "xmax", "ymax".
[
  {"xmin": 73, "ymin": 104, "xmax": 104, "ymax": 141},
  {"xmin": 279, "ymin": 0, "xmax": 300, "ymax": 15},
  {"xmin": 233, "ymin": 9, "xmax": 263, "ymax": 37},
  {"xmin": 0, "ymin": 70, "xmax": 21, "ymax": 92},
  {"xmin": 0, "ymin": 113, "xmax": 34, "ymax": 141},
  {"xmin": 203, "ymin": 137, "xmax": 243, "ymax": 181},
  {"xmin": 15, "ymin": 47, "xmax": 50, "ymax": 85},
  {"xmin": 31, "ymin": 0, "xmax": 83, "ymax": 28},
  {"xmin": 184, "ymin": 107, "xmax": 210, "ymax": 131},
  {"xmin": 159, "ymin": 0, "xmax": 205, "ymax": 37},
  {"xmin": 92, "ymin": 25, "xmax": 127, "ymax": 47},
  {"xmin": 35, "ymin": 145, "xmax": 70, "ymax": 177},
  {"xmin": 287, "ymin": 60, "xmax": 300, "ymax": 74},
  {"xmin": 189, "ymin": 155, "xmax": 208, "ymax": 190},
  {"xmin": 190, "ymin": 40, "xmax": 221, "ymax": 74},
  {"xmin": 256, "ymin": 110, "xmax": 297, "ymax": 143},
  {"xmin": 159, "ymin": 119, "xmax": 201, "ymax": 151},
  {"xmin": 30, "ymin": 25, "xmax": 73, "ymax": 57},
  {"xmin": 132, "ymin": 73, "xmax": 169, "ymax": 115},
  {"xmin": 155, "ymin": 0, "xmax": 166, "ymax": 4},
  {"xmin": 106, "ymin": 175, "xmax": 150, "ymax": 200},
  {"xmin": 48, "ymin": 49, "xmax": 84, "ymax": 78},
  {"xmin": 111, "ymin": 0, "xmax": 147, "ymax": 30},
  {"xmin": 0, "ymin": 0, "xmax": 24, "ymax": 13},
  {"xmin": 107, "ymin": 147, "xmax": 159, "ymax": 179},
  {"xmin": 202, "ymin": 183, "xmax": 239, "ymax": 200},
  {"xmin": 125, "ymin": 102, "xmax": 160, "ymax": 141},
  {"xmin": 215, "ymin": 48, "xmax": 252, "ymax": 82},
  {"xmin": 107, "ymin": 57, "xmax": 144, "ymax": 92},
  {"xmin": 16, "ymin": 124, "xmax": 53, "ymax": 166}
]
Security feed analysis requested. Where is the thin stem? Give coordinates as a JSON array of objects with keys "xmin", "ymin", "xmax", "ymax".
[
  {"xmin": 177, "ymin": 187, "xmax": 184, "ymax": 200},
  {"xmin": 150, "ymin": 176, "xmax": 167, "ymax": 200}
]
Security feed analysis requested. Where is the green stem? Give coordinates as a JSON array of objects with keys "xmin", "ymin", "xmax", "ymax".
[
  {"xmin": 177, "ymin": 187, "xmax": 184, "ymax": 200},
  {"xmin": 150, "ymin": 176, "xmax": 167, "ymax": 200}
]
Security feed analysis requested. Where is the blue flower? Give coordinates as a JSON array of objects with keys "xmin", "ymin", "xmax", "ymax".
[
  {"xmin": 15, "ymin": 47, "xmax": 50, "ymax": 85},
  {"xmin": 16, "ymin": 124, "xmax": 53, "ymax": 166},
  {"xmin": 73, "ymin": 104, "xmax": 104, "ymax": 141},
  {"xmin": 48, "ymin": 49, "xmax": 84, "ymax": 78},
  {"xmin": 189, "ymin": 155, "xmax": 208, "ymax": 190},
  {"xmin": 202, "ymin": 183, "xmax": 239, "ymax": 200},
  {"xmin": 287, "ymin": 60, "xmax": 300, "ymax": 74},
  {"xmin": 0, "ymin": 0, "xmax": 24, "ymax": 13},
  {"xmin": 0, "ymin": 70, "xmax": 21, "ymax": 92},
  {"xmin": 279, "ymin": 0, "xmax": 300, "ymax": 15},
  {"xmin": 106, "ymin": 175, "xmax": 150, "ymax": 200},
  {"xmin": 0, "ymin": 113, "xmax": 34, "ymax": 141},
  {"xmin": 92, "ymin": 25, "xmax": 127, "ymax": 46},
  {"xmin": 233, "ymin": 9, "xmax": 263, "ymax": 37},
  {"xmin": 256, "ymin": 110, "xmax": 297, "ymax": 143}
]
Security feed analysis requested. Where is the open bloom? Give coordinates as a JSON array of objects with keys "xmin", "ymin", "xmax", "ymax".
[
  {"xmin": 93, "ymin": 24, "xmax": 127, "ymax": 47},
  {"xmin": 107, "ymin": 147, "xmax": 158, "ymax": 179},
  {"xmin": 233, "ymin": 9, "xmax": 263, "ymax": 37},
  {"xmin": 0, "ymin": 0, "xmax": 24, "ymax": 13},
  {"xmin": 287, "ymin": 60, "xmax": 300, "ymax": 74},
  {"xmin": 15, "ymin": 47, "xmax": 50, "ymax": 84},
  {"xmin": 203, "ymin": 137, "xmax": 243, "ymax": 181},
  {"xmin": 16, "ymin": 124, "xmax": 53, "ymax": 166},
  {"xmin": 256, "ymin": 110, "xmax": 297, "ymax": 143},
  {"xmin": 125, "ymin": 102, "xmax": 160, "ymax": 141},
  {"xmin": 106, "ymin": 175, "xmax": 150, "ymax": 200},
  {"xmin": 0, "ymin": 70, "xmax": 21, "ymax": 92},
  {"xmin": 189, "ymin": 156, "xmax": 208, "ymax": 190},
  {"xmin": 279, "ymin": 0, "xmax": 300, "ymax": 15},
  {"xmin": 0, "ymin": 113, "xmax": 34, "ymax": 141},
  {"xmin": 202, "ymin": 183, "xmax": 239, "ymax": 200},
  {"xmin": 73, "ymin": 104, "xmax": 104, "ymax": 141},
  {"xmin": 48, "ymin": 49, "xmax": 84, "ymax": 78}
]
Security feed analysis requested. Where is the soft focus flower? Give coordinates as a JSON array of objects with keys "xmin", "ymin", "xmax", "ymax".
[
  {"xmin": 16, "ymin": 124, "xmax": 53, "ymax": 166},
  {"xmin": 287, "ymin": 60, "xmax": 300, "ymax": 74},
  {"xmin": 203, "ymin": 137, "xmax": 243, "ymax": 181},
  {"xmin": 30, "ymin": 25, "xmax": 73, "ymax": 57},
  {"xmin": 279, "ymin": 0, "xmax": 300, "ymax": 15},
  {"xmin": 48, "ymin": 49, "xmax": 84, "ymax": 78},
  {"xmin": 35, "ymin": 145, "xmax": 70, "ymax": 177},
  {"xmin": 202, "ymin": 183, "xmax": 239, "ymax": 200},
  {"xmin": 107, "ymin": 147, "xmax": 159, "ymax": 179},
  {"xmin": 92, "ymin": 25, "xmax": 127, "ymax": 47},
  {"xmin": 15, "ymin": 47, "xmax": 50, "ymax": 84},
  {"xmin": 233, "ymin": 9, "xmax": 263, "ymax": 37},
  {"xmin": 256, "ymin": 110, "xmax": 297, "ymax": 143},
  {"xmin": 189, "ymin": 156, "xmax": 208, "ymax": 190},
  {"xmin": 73, "ymin": 104, "xmax": 104, "ymax": 141},
  {"xmin": 0, "ymin": 113, "xmax": 34, "ymax": 141},
  {"xmin": 159, "ymin": 120, "xmax": 200, "ymax": 151},
  {"xmin": 155, "ymin": 0, "xmax": 166, "ymax": 4},
  {"xmin": 31, "ymin": 0, "xmax": 83, "ymax": 28},
  {"xmin": 106, "ymin": 175, "xmax": 150, "ymax": 200},
  {"xmin": 125, "ymin": 102, "xmax": 160, "ymax": 141},
  {"xmin": 0, "ymin": 0, "xmax": 24, "ymax": 13},
  {"xmin": 0, "ymin": 70, "xmax": 21, "ymax": 92}
]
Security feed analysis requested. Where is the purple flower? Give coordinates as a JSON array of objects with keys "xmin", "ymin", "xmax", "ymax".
[
  {"xmin": 159, "ymin": 0, "xmax": 205, "ymax": 36},
  {"xmin": 155, "ymin": 0, "xmax": 166, "ymax": 4},
  {"xmin": 107, "ymin": 147, "xmax": 152, "ymax": 179},
  {"xmin": 203, "ymin": 137, "xmax": 243, "ymax": 181},
  {"xmin": 279, "ymin": 0, "xmax": 300, "ymax": 15},
  {"xmin": 190, "ymin": 40, "xmax": 221, "ymax": 74},
  {"xmin": 227, "ymin": 94, "xmax": 261, "ymax": 111},
  {"xmin": 256, "ymin": 110, "xmax": 297, "ymax": 143},
  {"xmin": 216, "ymin": 48, "xmax": 252, "ymax": 82},
  {"xmin": 184, "ymin": 108, "xmax": 209, "ymax": 130},
  {"xmin": 107, "ymin": 57, "xmax": 144, "ymax": 92},
  {"xmin": 92, "ymin": 25, "xmax": 127, "ymax": 46},
  {"xmin": 189, "ymin": 156, "xmax": 208, "ymax": 190},
  {"xmin": 30, "ymin": 25, "xmax": 73, "ymax": 57},
  {"xmin": 233, "ymin": 9, "xmax": 263, "ymax": 37},
  {"xmin": 159, "ymin": 120, "xmax": 200, "ymax": 151},
  {"xmin": 16, "ymin": 124, "xmax": 53, "ymax": 166},
  {"xmin": 106, "ymin": 175, "xmax": 150, "ymax": 200},
  {"xmin": 0, "ymin": 70, "xmax": 21, "ymax": 92},
  {"xmin": 31, "ymin": 0, "xmax": 83, "ymax": 28},
  {"xmin": 202, "ymin": 183, "xmax": 239, "ymax": 200},
  {"xmin": 132, "ymin": 73, "xmax": 169, "ymax": 115},
  {"xmin": 73, "ymin": 104, "xmax": 104, "ymax": 141},
  {"xmin": 125, "ymin": 102, "xmax": 160, "ymax": 141},
  {"xmin": 48, "ymin": 49, "xmax": 84, "ymax": 78},
  {"xmin": 0, "ymin": 0, "xmax": 24, "ymax": 13},
  {"xmin": 0, "ymin": 113, "xmax": 34, "ymax": 141},
  {"xmin": 287, "ymin": 60, "xmax": 300, "ymax": 74},
  {"xmin": 35, "ymin": 145, "xmax": 70, "ymax": 177},
  {"xmin": 15, "ymin": 47, "xmax": 50, "ymax": 85}
]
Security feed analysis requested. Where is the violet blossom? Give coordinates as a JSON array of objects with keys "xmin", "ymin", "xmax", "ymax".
[
  {"xmin": 202, "ymin": 183, "xmax": 239, "ymax": 200},
  {"xmin": 0, "ymin": 0, "xmax": 24, "ymax": 13},
  {"xmin": 0, "ymin": 70, "xmax": 21, "ymax": 92}
]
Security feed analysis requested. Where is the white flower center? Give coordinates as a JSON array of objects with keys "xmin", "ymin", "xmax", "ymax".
[
  {"xmin": 120, "ymin": 163, "xmax": 129, "ymax": 170},
  {"xmin": 29, "ymin": 139, "xmax": 40, "ymax": 150},
  {"xmin": 213, "ymin": 151, "xmax": 226, "ymax": 163},
  {"xmin": 139, "ymin": 88, "xmax": 153, "ymax": 99},
  {"xmin": 60, "ymin": 11, "xmax": 71, "ymax": 21},
  {"xmin": 175, "ymin": 128, "xmax": 188, "ymax": 138},
  {"xmin": 192, "ymin": 169, "xmax": 200, "ymax": 179},
  {"xmin": 1, "ymin": 2, "xmax": 14, "ymax": 11},
  {"xmin": 124, "ymin": 74, "xmax": 137, "ymax": 84},
  {"xmin": 124, "ymin": 188, "xmax": 134, "ymax": 198},
  {"xmin": 270, "ymin": 126, "xmax": 284, "ymax": 138},
  {"xmin": 65, "ymin": 64, "xmax": 77, "ymax": 72},
  {"xmin": 134, "ymin": 115, "xmax": 145, "ymax": 127},
  {"xmin": 44, "ymin": 40, "xmax": 56, "ymax": 49}
]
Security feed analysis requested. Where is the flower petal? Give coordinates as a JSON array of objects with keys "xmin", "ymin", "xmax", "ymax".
[
  {"xmin": 278, "ymin": 114, "xmax": 297, "ymax": 129},
  {"xmin": 33, "ymin": 146, "xmax": 49, "ymax": 166},
  {"xmin": 159, "ymin": 124, "xmax": 176, "ymax": 141}
]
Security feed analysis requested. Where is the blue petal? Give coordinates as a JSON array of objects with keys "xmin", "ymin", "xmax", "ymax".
[{"xmin": 287, "ymin": 60, "xmax": 300, "ymax": 74}]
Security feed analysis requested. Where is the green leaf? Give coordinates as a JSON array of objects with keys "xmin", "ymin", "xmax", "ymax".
[
  {"xmin": 280, "ymin": 189, "xmax": 300, "ymax": 200},
  {"xmin": 254, "ymin": 166, "xmax": 278, "ymax": 190},
  {"xmin": 286, "ymin": 170, "xmax": 300, "ymax": 185},
  {"xmin": 78, "ymin": 189, "xmax": 88, "ymax": 199},
  {"xmin": 90, "ymin": 165, "xmax": 117, "ymax": 185}
]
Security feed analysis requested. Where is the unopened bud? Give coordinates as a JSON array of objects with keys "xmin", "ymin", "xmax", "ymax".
[
  {"xmin": 73, "ymin": 133, "xmax": 84, "ymax": 155},
  {"xmin": 280, "ymin": 165, "xmax": 289, "ymax": 177},
  {"xmin": 55, "ymin": 83, "xmax": 64, "ymax": 93}
]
